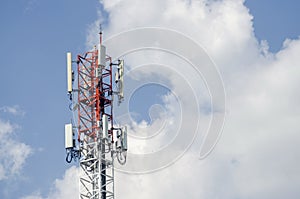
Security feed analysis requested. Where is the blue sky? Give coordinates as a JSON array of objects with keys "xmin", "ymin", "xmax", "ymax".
[
  {"xmin": 0, "ymin": 0, "xmax": 100, "ymax": 197},
  {"xmin": 245, "ymin": 0, "xmax": 300, "ymax": 52},
  {"xmin": 0, "ymin": 0, "xmax": 300, "ymax": 199}
]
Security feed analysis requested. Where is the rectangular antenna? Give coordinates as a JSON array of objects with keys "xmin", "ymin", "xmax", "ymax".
[
  {"xmin": 67, "ymin": 52, "xmax": 72, "ymax": 92},
  {"xmin": 119, "ymin": 60, "xmax": 124, "ymax": 100},
  {"xmin": 102, "ymin": 114, "xmax": 108, "ymax": 139},
  {"xmin": 122, "ymin": 126, "xmax": 127, "ymax": 151},
  {"xmin": 98, "ymin": 45, "xmax": 106, "ymax": 67},
  {"xmin": 65, "ymin": 123, "xmax": 73, "ymax": 149}
]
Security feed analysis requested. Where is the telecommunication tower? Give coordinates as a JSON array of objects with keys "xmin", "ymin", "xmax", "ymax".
[{"xmin": 64, "ymin": 30, "xmax": 127, "ymax": 199}]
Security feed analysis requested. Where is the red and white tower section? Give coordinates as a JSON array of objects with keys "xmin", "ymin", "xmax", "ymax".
[{"xmin": 64, "ymin": 31, "xmax": 127, "ymax": 199}]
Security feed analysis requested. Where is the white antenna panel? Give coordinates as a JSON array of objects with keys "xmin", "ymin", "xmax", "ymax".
[
  {"xmin": 67, "ymin": 52, "xmax": 72, "ymax": 92},
  {"xmin": 65, "ymin": 123, "xmax": 73, "ymax": 149},
  {"xmin": 102, "ymin": 114, "xmax": 108, "ymax": 139},
  {"xmin": 119, "ymin": 60, "xmax": 124, "ymax": 99},
  {"xmin": 121, "ymin": 126, "xmax": 127, "ymax": 151},
  {"xmin": 98, "ymin": 45, "xmax": 106, "ymax": 67}
]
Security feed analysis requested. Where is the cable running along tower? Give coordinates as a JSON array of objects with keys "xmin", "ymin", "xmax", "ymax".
[{"xmin": 64, "ymin": 30, "xmax": 127, "ymax": 199}]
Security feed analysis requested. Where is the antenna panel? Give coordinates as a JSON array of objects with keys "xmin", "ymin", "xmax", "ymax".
[
  {"xmin": 65, "ymin": 123, "xmax": 73, "ymax": 149},
  {"xmin": 122, "ymin": 126, "xmax": 127, "ymax": 151},
  {"xmin": 67, "ymin": 52, "xmax": 72, "ymax": 92},
  {"xmin": 119, "ymin": 60, "xmax": 124, "ymax": 99},
  {"xmin": 102, "ymin": 114, "xmax": 108, "ymax": 139},
  {"xmin": 98, "ymin": 45, "xmax": 106, "ymax": 67}
]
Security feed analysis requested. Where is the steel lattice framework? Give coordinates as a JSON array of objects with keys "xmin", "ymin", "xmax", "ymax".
[
  {"xmin": 65, "ymin": 31, "xmax": 126, "ymax": 199},
  {"xmin": 77, "ymin": 47, "xmax": 114, "ymax": 199}
]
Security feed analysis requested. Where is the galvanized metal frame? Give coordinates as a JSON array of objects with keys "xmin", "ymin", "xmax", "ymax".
[{"xmin": 77, "ymin": 47, "xmax": 114, "ymax": 199}]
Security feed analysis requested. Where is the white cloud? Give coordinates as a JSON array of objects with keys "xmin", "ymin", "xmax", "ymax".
[
  {"xmin": 98, "ymin": 0, "xmax": 300, "ymax": 198},
  {"xmin": 26, "ymin": 0, "xmax": 300, "ymax": 198},
  {"xmin": 0, "ymin": 116, "xmax": 32, "ymax": 180},
  {"xmin": 22, "ymin": 166, "xmax": 79, "ymax": 199},
  {"xmin": 0, "ymin": 105, "xmax": 25, "ymax": 116},
  {"xmin": 24, "ymin": 0, "xmax": 39, "ymax": 13}
]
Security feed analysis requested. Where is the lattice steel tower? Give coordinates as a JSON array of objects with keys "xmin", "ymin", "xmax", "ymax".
[{"xmin": 64, "ymin": 31, "xmax": 127, "ymax": 199}]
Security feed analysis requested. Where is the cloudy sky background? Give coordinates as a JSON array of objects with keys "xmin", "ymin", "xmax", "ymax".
[{"xmin": 0, "ymin": 0, "xmax": 300, "ymax": 198}]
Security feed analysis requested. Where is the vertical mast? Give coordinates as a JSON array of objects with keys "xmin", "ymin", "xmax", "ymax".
[{"xmin": 65, "ymin": 29, "xmax": 127, "ymax": 199}]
